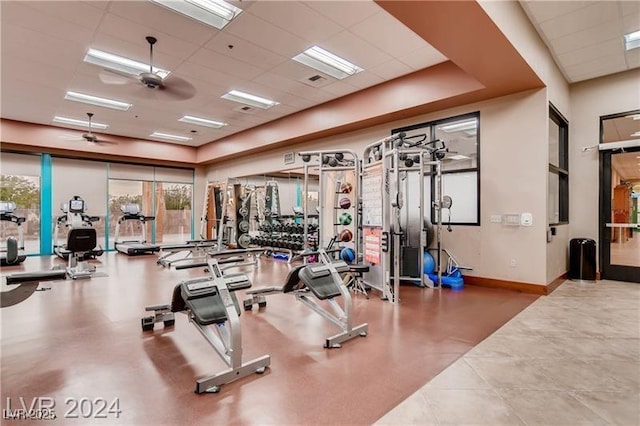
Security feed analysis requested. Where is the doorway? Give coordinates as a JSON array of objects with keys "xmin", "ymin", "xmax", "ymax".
[{"xmin": 599, "ymin": 110, "xmax": 640, "ymax": 283}]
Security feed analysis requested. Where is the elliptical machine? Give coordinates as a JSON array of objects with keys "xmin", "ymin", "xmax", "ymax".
[
  {"xmin": 54, "ymin": 196, "xmax": 104, "ymax": 260},
  {"xmin": 0, "ymin": 201, "xmax": 27, "ymax": 266}
]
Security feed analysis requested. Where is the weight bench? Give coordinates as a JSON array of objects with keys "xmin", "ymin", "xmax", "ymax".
[
  {"xmin": 2, "ymin": 269, "xmax": 67, "ymax": 308},
  {"xmin": 141, "ymin": 258, "xmax": 270, "ymax": 394},
  {"xmin": 244, "ymin": 250, "xmax": 368, "ymax": 349}
]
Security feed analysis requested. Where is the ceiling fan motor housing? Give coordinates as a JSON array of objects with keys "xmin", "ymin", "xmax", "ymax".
[{"xmin": 140, "ymin": 72, "xmax": 163, "ymax": 89}]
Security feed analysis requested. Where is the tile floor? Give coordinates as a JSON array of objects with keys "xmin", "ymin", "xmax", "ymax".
[{"xmin": 376, "ymin": 279, "xmax": 640, "ymax": 425}]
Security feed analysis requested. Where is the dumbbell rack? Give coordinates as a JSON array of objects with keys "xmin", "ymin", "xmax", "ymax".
[
  {"xmin": 333, "ymin": 180, "xmax": 356, "ymax": 256},
  {"xmin": 251, "ymin": 221, "xmax": 318, "ymax": 263}
]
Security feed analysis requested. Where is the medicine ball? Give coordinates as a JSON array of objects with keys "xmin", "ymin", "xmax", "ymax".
[
  {"xmin": 423, "ymin": 251, "xmax": 435, "ymax": 274},
  {"xmin": 338, "ymin": 212, "xmax": 352, "ymax": 225},
  {"xmin": 340, "ymin": 247, "xmax": 356, "ymax": 264},
  {"xmin": 302, "ymin": 154, "xmax": 311, "ymax": 163},
  {"xmin": 328, "ymin": 157, "xmax": 338, "ymax": 167},
  {"xmin": 340, "ymin": 182, "xmax": 353, "ymax": 194},
  {"xmin": 335, "ymin": 152, "xmax": 344, "ymax": 161},
  {"xmin": 339, "ymin": 197, "xmax": 351, "ymax": 209},
  {"xmin": 339, "ymin": 229, "xmax": 353, "ymax": 242}
]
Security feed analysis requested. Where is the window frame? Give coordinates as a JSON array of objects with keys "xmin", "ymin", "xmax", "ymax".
[
  {"xmin": 548, "ymin": 103, "xmax": 569, "ymax": 225},
  {"xmin": 392, "ymin": 111, "xmax": 481, "ymax": 226}
]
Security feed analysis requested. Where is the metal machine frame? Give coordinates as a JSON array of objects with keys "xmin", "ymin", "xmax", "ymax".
[
  {"xmin": 142, "ymin": 256, "xmax": 270, "ymax": 394},
  {"xmin": 0, "ymin": 201, "xmax": 26, "ymax": 266},
  {"xmin": 114, "ymin": 204, "xmax": 160, "ymax": 255}
]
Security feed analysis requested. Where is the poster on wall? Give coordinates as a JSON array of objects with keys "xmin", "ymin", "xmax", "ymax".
[
  {"xmin": 362, "ymin": 164, "xmax": 383, "ymax": 226},
  {"xmin": 364, "ymin": 227, "xmax": 382, "ymax": 265}
]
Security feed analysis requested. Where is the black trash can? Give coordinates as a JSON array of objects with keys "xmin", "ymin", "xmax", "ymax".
[{"xmin": 569, "ymin": 238, "xmax": 596, "ymax": 282}]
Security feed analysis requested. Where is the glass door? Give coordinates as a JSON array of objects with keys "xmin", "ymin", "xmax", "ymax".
[{"xmin": 599, "ymin": 111, "xmax": 640, "ymax": 283}]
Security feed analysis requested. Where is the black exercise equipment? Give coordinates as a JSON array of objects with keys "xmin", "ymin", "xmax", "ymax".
[
  {"xmin": 114, "ymin": 204, "xmax": 160, "ymax": 255},
  {"xmin": 0, "ymin": 201, "xmax": 27, "ymax": 266},
  {"xmin": 244, "ymin": 249, "xmax": 368, "ymax": 348},
  {"xmin": 54, "ymin": 196, "xmax": 104, "ymax": 260},
  {"xmin": 141, "ymin": 256, "xmax": 270, "ymax": 394}
]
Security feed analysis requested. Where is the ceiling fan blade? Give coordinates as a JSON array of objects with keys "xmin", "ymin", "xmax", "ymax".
[
  {"xmin": 159, "ymin": 75, "xmax": 196, "ymax": 101},
  {"xmin": 94, "ymin": 138, "xmax": 119, "ymax": 146},
  {"xmin": 99, "ymin": 69, "xmax": 136, "ymax": 85}
]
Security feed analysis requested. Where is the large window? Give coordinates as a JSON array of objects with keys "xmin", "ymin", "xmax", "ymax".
[
  {"xmin": 0, "ymin": 175, "xmax": 41, "ymax": 254},
  {"xmin": 155, "ymin": 182, "xmax": 192, "ymax": 244},
  {"xmin": 108, "ymin": 179, "xmax": 151, "ymax": 248},
  {"xmin": 548, "ymin": 103, "xmax": 569, "ymax": 225},
  {"xmin": 394, "ymin": 112, "xmax": 480, "ymax": 225}
]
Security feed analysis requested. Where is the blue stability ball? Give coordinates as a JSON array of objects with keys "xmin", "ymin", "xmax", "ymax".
[
  {"xmin": 423, "ymin": 251, "xmax": 436, "ymax": 274},
  {"xmin": 340, "ymin": 247, "xmax": 356, "ymax": 264}
]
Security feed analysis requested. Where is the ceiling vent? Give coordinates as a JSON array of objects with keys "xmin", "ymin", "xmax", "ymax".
[
  {"xmin": 233, "ymin": 105, "xmax": 257, "ymax": 114},
  {"xmin": 298, "ymin": 73, "xmax": 333, "ymax": 88}
]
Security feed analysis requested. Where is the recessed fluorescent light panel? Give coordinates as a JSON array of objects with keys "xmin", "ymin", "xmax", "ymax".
[
  {"xmin": 221, "ymin": 90, "xmax": 279, "ymax": 109},
  {"xmin": 631, "ymin": 131, "xmax": 640, "ymax": 137},
  {"xmin": 293, "ymin": 46, "xmax": 363, "ymax": 80},
  {"xmin": 624, "ymin": 30, "xmax": 640, "ymax": 51},
  {"xmin": 84, "ymin": 48, "xmax": 170, "ymax": 79},
  {"xmin": 150, "ymin": 0, "xmax": 242, "ymax": 30},
  {"xmin": 150, "ymin": 132, "xmax": 192, "ymax": 142},
  {"xmin": 179, "ymin": 115, "xmax": 227, "ymax": 129},
  {"xmin": 438, "ymin": 119, "xmax": 478, "ymax": 133},
  {"xmin": 64, "ymin": 91, "xmax": 132, "ymax": 111},
  {"xmin": 53, "ymin": 116, "xmax": 108, "ymax": 130}
]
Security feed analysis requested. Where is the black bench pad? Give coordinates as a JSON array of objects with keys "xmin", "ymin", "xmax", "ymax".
[{"xmin": 298, "ymin": 266, "xmax": 341, "ymax": 300}]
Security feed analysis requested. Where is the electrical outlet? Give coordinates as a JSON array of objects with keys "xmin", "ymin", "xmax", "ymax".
[{"xmin": 510, "ymin": 258, "xmax": 517, "ymax": 267}]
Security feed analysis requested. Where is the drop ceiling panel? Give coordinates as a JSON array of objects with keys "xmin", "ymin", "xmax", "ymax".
[
  {"xmin": 320, "ymin": 30, "xmax": 392, "ymax": 70},
  {"xmin": 322, "ymin": 81, "xmax": 359, "ymax": 98},
  {"xmin": 225, "ymin": 12, "xmax": 308, "ymax": 58},
  {"xmin": 564, "ymin": 53, "xmax": 628, "ymax": 81},
  {"xmin": 539, "ymin": 2, "xmax": 620, "ymax": 40},
  {"xmin": 172, "ymin": 62, "xmax": 243, "ymax": 92},
  {"xmin": 1, "ymin": 1, "xmax": 97, "ymax": 43},
  {"xmin": 397, "ymin": 45, "xmax": 448, "ymax": 71},
  {"xmin": 620, "ymin": 1, "xmax": 640, "ymax": 16},
  {"xmin": 303, "ymin": 0, "xmax": 380, "ymax": 29},
  {"xmin": 341, "ymin": 71, "xmax": 385, "ymax": 90},
  {"xmin": 2, "ymin": 54, "xmax": 75, "ymax": 92},
  {"xmin": 246, "ymin": 1, "xmax": 343, "ymax": 43},
  {"xmin": 369, "ymin": 59, "xmax": 414, "ymax": 81},
  {"xmin": 204, "ymin": 32, "xmax": 288, "ymax": 70},
  {"xmin": 557, "ymin": 38, "xmax": 624, "ymax": 68},
  {"xmin": 88, "ymin": 33, "xmax": 185, "ymax": 71},
  {"xmin": 622, "ymin": 13, "xmax": 640, "ymax": 33},
  {"xmin": 349, "ymin": 12, "xmax": 429, "ymax": 58},
  {"xmin": 22, "ymin": 1, "xmax": 105, "ymax": 31},
  {"xmin": 551, "ymin": 19, "xmax": 622, "ymax": 55},
  {"xmin": 107, "ymin": 1, "xmax": 217, "ymax": 46},
  {"xmin": 188, "ymin": 48, "xmax": 265, "ymax": 80},
  {"xmin": 522, "ymin": 1, "xmax": 592, "ymax": 23},
  {"xmin": 97, "ymin": 13, "xmax": 201, "ymax": 61}
]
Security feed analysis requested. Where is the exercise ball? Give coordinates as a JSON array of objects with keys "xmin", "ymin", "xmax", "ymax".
[
  {"xmin": 423, "ymin": 251, "xmax": 436, "ymax": 274},
  {"xmin": 339, "ymin": 229, "xmax": 353, "ymax": 242},
  {"xmin": 340, "ymin": 182, "xmax": 353, "ymax": 194},
  {"xmin": 339, "ymin": 197, "xmax": 351, "ymax": 209},
  {"xmin": 339, "ymin": 212, "xmax": 352, "ymax": 225},
  {"xmin": 340, "ymin": 247, "xmax": 356, "ymax": 264}
]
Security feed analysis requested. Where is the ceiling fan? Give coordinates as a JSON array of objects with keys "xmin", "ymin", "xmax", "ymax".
[
  {"xmin": 100, "ymin": 36, "xmax": 196, "ymax": 101},
  {"xmin": 60, "ymin": 113, "xmax": 117, "ymax": 146}
]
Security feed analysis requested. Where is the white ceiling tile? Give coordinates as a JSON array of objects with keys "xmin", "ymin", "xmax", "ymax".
[
  {"xmin": 320, "ymin": 30, "xmax": 392, "ymax": 70},
  {"xmin": 173, "ymin": 61, "xmax": 243, "ymax": 93},
  {"xmin": 369, "ymin": 60, "xmax": 414, "ymax": 81},
  {"xmin": 188, "ymin": 48, "xmax": 265, "ymax": 80},
  {"xmin": 204, "ymin": 32, "xmax": 288, "ymax": 70},
  {"xmin": 321, "ymin": 81, "xmax": 359, "ymax": 97},
  {"xmin": 552, "ymin": 18, "xmax": 623, "ymax": 55},
  {"xmin": 564, "ymin": 52, "xmax": 628, "ymax": 79},
  {"xmin": 98, "ymin": 13, "xmax": 201, "ymax": 61},
  {"xmin": 1, "ymin": 24, "xmax": 86, "ymax": 70},
  {"xmin": 557, "ymin": 38, "xmax": 624, "ymax": 67},
  {"xmin": 2, "ymin": 53, "xmax": 76, "ymax": 92},
  {"xmin": 397, "ymin": 45, "xmax": 448, "ymax": 71},
  {"xmin": 350, "ymin": 12, "xmax": 428, "ymax": 58},
  {"xmin": 89, "ymin": 33, "xmax": 185, "ymax": 71},
  {"xmin": 625, "ymin": 48, "xmax": 640, "ymax": 68},
  {"xmin": 343, "ymin": 71, "xmax": 385, "ymax": 90},
  {"xmin": 82, "ymin": 1, "xmax": 109, "ymax": 10},
  {"xmin": 622, "ymin": 13, "xmax": 640, "ymax": 34},
  {"xmin": 303, "ymin": 0, "xmax": 381, "ymax": 28},
  {"xmin": 620, "ymin": 1, "xmax": 640, "ymax": 16},
  {"xmin": 225, "ymin": 11, "xmax": 309, "ymax": 57},
  {"xmin": 246, "ymin": 1, "xmax": 343, "ymax": 43},
  {"xmin": 20, "ymin": 0, "xmax": 105, "ymax": 31},
  {"xmin": 273, "ymin": 93, "xmax": 316, "ymax": 110},
  {"xmin": 269, "ymin": 60, "xmax": 326, "ymax": 83},
  {"xmin": 108, "ymin": 1, "xmax": 217, "ymax": 46},
  {"xmin": 1, "ymin": 1, "xmax": 97, "ymax": 43},
  {"xmin": 520, "ymin": 1, "xmax": 593, "ymax": 24},
  {"xmin": 539, "ymin": 2, "xmax": 620, "ymax": 40}
]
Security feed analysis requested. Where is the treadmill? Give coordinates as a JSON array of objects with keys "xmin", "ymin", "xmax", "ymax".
[
  {"xmin": 114, "ymin": 204, "xmax": 160, "ymax": 255},
  {"xmin": 53, "ymin": 196, "xmax": 104, "ymax": 260},
  {"xmin": 0, "ymin": 201, "xmax": 27, "ymax": 266}
]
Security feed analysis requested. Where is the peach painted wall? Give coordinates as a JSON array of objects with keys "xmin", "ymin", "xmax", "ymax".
[
  {"xmin": 207, "ymin": 88, "xmax": 550, "ymax": 285},
  {"xmin": 1, "ymin": 119, "xmax": 197, "ymax": 166}
]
